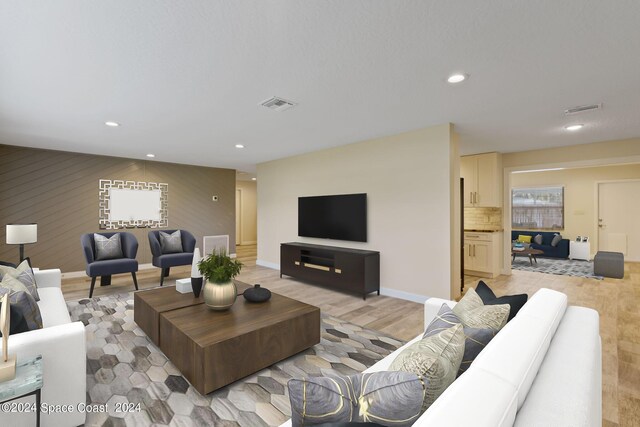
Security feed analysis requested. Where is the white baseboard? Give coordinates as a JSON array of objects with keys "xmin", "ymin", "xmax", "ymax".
[
  {"xmin": 256, "ymin": 259, "xmax": 280, "ymax": 270},
  {"xmin": 379, "ymin": 287, "xmax": 428, "ymax": 304},
  {"xmin": 230, "ymin": 253, "xmax": 237, "ymax": 259},
  {"xmin": 60, "ymin": 263, "xmax": 156, "ymax": 279}
]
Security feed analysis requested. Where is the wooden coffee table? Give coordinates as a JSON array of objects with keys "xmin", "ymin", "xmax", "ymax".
[
  {"xmin": 512, "ymin": 247, "xmax": 545, "ymax": 265},
  {"xmin": 134, "ymin": 281, "xmax": 320, "ymax": 394}
]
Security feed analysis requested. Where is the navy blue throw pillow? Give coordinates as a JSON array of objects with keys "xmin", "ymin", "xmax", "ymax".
[{"xmin": 475, "ymin": 281, "xmax": 528, "ymax": 321}]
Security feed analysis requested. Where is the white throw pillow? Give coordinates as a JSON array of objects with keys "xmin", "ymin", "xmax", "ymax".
[{"xmin": 453, "ymin": 288, "xmax": 509, "ymax": 331}]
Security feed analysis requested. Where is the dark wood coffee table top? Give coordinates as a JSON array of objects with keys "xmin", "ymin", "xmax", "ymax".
[
  {"xmin": 134, "ymin": 283, "xmax": 208, "ymax": 345},
  {"xmin": 511, "ymin": 247, "xmax": 544, "ymax": 256},
  {"xmin": 161, "ymin": 288, "xmax": 319, "ymax": 347},
  {"xmin": 134, "ymin": 280, "xmax": 321, "ymax": 394}
]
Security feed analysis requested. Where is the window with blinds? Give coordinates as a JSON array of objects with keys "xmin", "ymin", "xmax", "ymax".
[{"xmin": 512, "ymin": 186, "xmax": 564, "ymax": 230}]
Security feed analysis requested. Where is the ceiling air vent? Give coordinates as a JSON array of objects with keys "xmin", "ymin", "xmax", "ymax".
[
  {"xmin": 564, "ymin": 103, "xmax": 602, "ymax": 115},
  {"xmin": 260, "ymin": 96, "xmax": 297, "ymax": 112}
]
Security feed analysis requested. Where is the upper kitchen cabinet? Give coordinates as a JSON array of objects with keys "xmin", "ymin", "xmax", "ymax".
[{"xmin": 460, "ymin": 152, "xmax": 502, "ymax": 207}]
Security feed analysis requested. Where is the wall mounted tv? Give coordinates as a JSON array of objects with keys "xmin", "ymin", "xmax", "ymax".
[{"xmin": 298, "ymin": 193, "xmax": 367, "ymax": 242}]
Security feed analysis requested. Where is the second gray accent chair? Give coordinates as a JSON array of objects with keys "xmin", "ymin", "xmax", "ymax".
[
  {"xmin": 148, "ymin": 229, "xmax": 196, "ymax": 286},
  {"xmin": 81, "ymin": 232, "xmax": 139, "ymax": 298}
]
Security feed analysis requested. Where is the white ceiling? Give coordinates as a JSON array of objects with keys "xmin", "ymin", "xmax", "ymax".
[{"xmin": 1, "ymin": 1, "xmax": 640, "ymax": 173}]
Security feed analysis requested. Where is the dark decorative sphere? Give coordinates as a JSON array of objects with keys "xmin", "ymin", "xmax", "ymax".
[{"xmin": 243, "ymin": 284, "xmax": 271, "ymax": 303}]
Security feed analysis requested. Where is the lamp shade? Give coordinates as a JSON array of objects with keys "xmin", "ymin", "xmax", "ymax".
[{"xmin": 6, "ymin": 224, "xmax": 38, "ymax": 245}]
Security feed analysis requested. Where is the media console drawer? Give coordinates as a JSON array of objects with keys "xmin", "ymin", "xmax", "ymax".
[{"xmin": 280, "ymin": 242, "xmax": 380, "ymax": 300}]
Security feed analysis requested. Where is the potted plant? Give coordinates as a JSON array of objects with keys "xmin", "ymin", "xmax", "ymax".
[{"xmin": 198, "ymin": 249, "xmax": 243, "ymax": 310}]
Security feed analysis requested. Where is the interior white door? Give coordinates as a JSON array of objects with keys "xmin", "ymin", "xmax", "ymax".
[
  {"xmin": 235, "ymin": 189, "xmax": 242, "ymax": 246},
  {"xmin": 598, "ymin": 181, "xmax": 640, "ymax": 261}
]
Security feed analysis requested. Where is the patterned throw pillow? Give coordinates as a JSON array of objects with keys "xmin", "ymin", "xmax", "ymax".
[
  {"xmin": 389, "ymin": 324, "xmax": 464, "ymax": 411},
  {"xmin": 288, "ymin": 371, "xmax": 424, "ymax": 426},
  {"xmin": 0, "ymin": 258, "xmax": 39, "ymax": 301},
  {"xmin": 551, "ymin": 233, "xmax": 562, "ymax": 247},
  {"xmin": 159, "ymin": 230, "xmax": 183, "ymax": 254},
  {"xmin": 94, "ymin": 233, "xmax": 124, "ymax": 261},
  {"xmin": 475, "ymin": 281, "xmax": 528, "ymax": 321},
  {"xmin": 452, "ymin": 288, "xmax": 509, "ymax": 331},
  {"xmin": 423, "ymin": 304, "xmax": 495, "ymax": 376},
  {"xmin": 0, "ymin": 287, "xmax": 43, "ymax": 336}
]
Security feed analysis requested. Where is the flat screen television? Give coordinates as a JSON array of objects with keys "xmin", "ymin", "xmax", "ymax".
[{"xmin": 298, "ymin": 193, "xmax": 367, "ymax": 242}]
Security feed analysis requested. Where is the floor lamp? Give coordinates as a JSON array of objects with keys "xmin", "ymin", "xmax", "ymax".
[{"xmin": 6, "ymin": 224, "xmax": 38, "ymax": 263}]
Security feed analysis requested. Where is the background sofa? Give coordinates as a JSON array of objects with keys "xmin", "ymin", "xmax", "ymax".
[
  {"xmin": 281, "ymin": 287, "xmax": 601, "ymax": 426},
  {"xmin": 511, "ymin": 230, "xmax": 569, "ymax": 258},
  {"xmin": 0, "ymin": 268, "xmax": 86, "ymax": 427}
]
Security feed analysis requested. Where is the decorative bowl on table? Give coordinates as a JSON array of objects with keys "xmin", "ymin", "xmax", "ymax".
[{"xmin": 243, "ymin": 284, "xmax": 271, "ymax": 303}]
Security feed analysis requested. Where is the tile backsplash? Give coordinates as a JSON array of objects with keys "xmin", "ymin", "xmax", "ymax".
[{"xmin": 465, "ymin": 207, "xmax": 503, "ymax": 229}]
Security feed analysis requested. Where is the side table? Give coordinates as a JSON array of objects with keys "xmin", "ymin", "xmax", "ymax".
[
  {"xmin": 0, "ymin": 355, "xmax": 43, "ymax": 427},
  {"xmin": 569, "ymin": 240, "xmax": 591, "ymax": 261}
]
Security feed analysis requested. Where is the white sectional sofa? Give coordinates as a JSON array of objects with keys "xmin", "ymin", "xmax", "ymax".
[
  {"xmin": 0, "ymin": 268, "xmax": 86, "ymax": 427},
  {"xmin": 282, "ymin": 287, "xmax": 602, "ymax": 427}
]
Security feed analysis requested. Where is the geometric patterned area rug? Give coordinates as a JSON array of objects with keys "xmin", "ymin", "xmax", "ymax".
[
  {"xmin": 67, "ymin": 291, "xmax": 406, "ymax": 427},
  {"xmin": 511, "ymin": 256, "xmax": 603, "ymax": 280}
]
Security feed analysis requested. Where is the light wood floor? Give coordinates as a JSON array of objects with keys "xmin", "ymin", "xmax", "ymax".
[{"xmin": 61, "ymin": 244, "xmax": 639, "ymax": 426}]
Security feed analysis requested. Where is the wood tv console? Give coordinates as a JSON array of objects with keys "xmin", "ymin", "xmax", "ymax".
[{"xmin": 280, "ymin": 242, "xmax": 380, "ymax": 299}]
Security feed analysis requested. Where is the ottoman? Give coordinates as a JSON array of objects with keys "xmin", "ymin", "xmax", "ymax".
[{"xmin": 594, "ymin": 251, "xmax": 624, "ymax": 278}]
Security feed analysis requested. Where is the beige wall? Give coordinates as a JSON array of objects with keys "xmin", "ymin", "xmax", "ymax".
[
  {"xmin": 502, "ymin": 137, "xmax": 640, "ymax": 169},
  {"xmin": 236, "ymin": 180, "xmax": 257, "ymax": 244},
  {"xmin": 257, "ymin": 124, "xmax": 460, "ymax": 301},
  {"xmin": 510, "ymin": 164, "xmax": 640, "ymax": 255},
  {"xmin": 0, "ymin": 144, "xmax": 236, "ymax": 272}
]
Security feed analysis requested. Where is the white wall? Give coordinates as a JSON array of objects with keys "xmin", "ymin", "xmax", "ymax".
[
  {"xmin": 257, "ymin": 124, "xmax": 460, "ymax": 301},
  {"xmin": 236, "ymin": 180, "xmax": 257, "ymax": 244}
]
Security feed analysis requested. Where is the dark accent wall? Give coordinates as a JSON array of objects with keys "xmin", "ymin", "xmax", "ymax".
[{"xmin": 0, "ymin": 144, "xmax": 236, "ymax": 272}]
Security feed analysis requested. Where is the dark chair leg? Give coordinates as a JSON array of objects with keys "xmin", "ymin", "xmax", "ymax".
[
  {"xmin": 159, "ymin": 267, "xmax": 170, "ymax": 286},
  {"xmin": 132, "ymin": 272, "xmax": 139, "ymax": 291},
  {"xmin": 89, "ymin": 277, "xmax": 97, "ymax": 298}
]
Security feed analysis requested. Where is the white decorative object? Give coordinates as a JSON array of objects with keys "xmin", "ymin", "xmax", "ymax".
[
  {"xmin": 191, "ymin": 248, "xmax": 202, "ymax": 278},
  {"xmin": 176, "ymin": 278, "xmax": 192, "ymax": 294},
  {"xmin": 98, "ymin": 179, "xmax": 168, "ymax": 229},
  {"xmin": 0, "ymin": 293, "xmax": 16, "ymax": 382},
  {"xmin": 569, "ymin": 240, "xmax": 591, "ymax": 261},
  {"xmin": 203, "ymin": 235, "xmax": 229, "ymax": 257}
]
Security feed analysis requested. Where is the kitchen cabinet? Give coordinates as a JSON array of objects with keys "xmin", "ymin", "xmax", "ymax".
[
  {"xmin": 464, "ymin": 231, "xmax": 502, "ymax": 278},
  {"xmin": 460, "ymin": 153, "xmax": 502, "ymax": 207}
]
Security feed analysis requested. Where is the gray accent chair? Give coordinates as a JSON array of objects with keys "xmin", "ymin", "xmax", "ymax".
[
  {"xmin": 81, "ymin": 232, "xmax": 139, "ymax": 298},
  {"xmin": 148, "ymin": 230, "xmax": 196, "ymax": 286}
]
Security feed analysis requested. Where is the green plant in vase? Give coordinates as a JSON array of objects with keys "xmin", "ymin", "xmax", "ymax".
[{"xmin": 198, "ymin": 249, "xmax": 243, "ymax": 311}]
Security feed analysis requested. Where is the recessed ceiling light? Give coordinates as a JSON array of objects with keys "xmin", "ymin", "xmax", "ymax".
[
  {"xmin": 105, "ymin": 121, "xmax": 120, "ymax": 127},
  {"xmin": 564, "ymin": 124, "xmax": 584, "ymax": 131},
  {"xmin": 235, "ymin": 144, "xmax": 245, "ymax": 149},
  {"xmin": 447, "ymin": 73, "xmax": 467, "ymax": 84},
  {"xmin": 146, "ymin": 154, "xmax": 155, "ymax": 158},
  {"xmin": 251, "ymin": 177, "xmax": 257, "ymax": 181}
]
